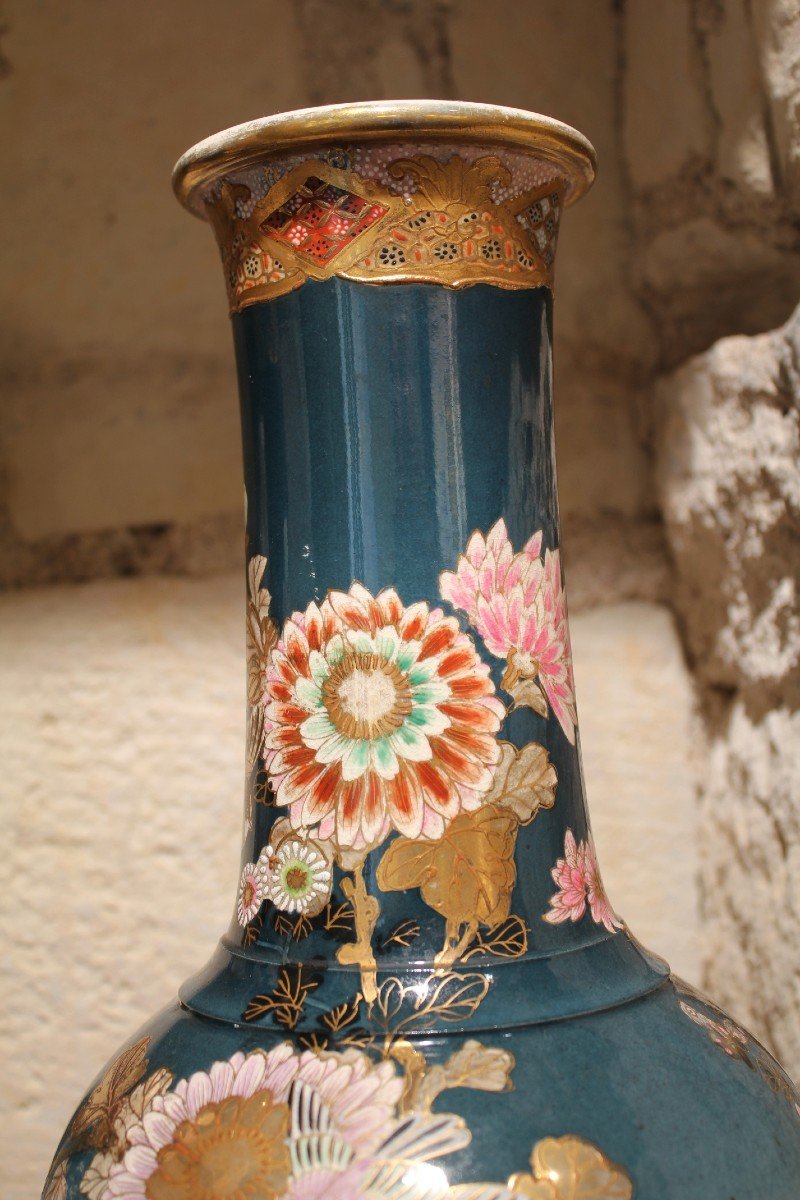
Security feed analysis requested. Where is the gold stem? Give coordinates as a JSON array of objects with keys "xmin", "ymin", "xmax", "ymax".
[
  {"xmin": 336, "ymin": 861, "xmax": 379, "ymax": 1004},
  {"xmin": 434, "ymin": 918, "xmax": 479, "ymax": 968}
]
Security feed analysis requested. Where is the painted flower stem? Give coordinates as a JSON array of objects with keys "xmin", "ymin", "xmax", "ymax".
[
  {"xmin": 436, "ymin": 917, "xmax": 480, "ymax": 967},
  {"xmin": 337, "ymin": 861, "xmax": 380, "ymax": 1003}
]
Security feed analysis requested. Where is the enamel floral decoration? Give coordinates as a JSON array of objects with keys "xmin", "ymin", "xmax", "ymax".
[
  {"xmin": 440, "ymin": 519, "xmax": 577, "ymax": 742},
  {"xmin": 260, "ymin": 583, "xmax": 505, "ymax": 849}
]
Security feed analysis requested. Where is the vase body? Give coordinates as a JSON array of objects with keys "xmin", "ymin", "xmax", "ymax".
[{"xmin": 43, "ymin": 102, "xmax": 800, "ymax": 1200}]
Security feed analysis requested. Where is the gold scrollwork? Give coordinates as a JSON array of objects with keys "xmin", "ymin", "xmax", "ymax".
[{"xmin": 207, "ymin": 155, "xmax": 565, "ymax": 312}]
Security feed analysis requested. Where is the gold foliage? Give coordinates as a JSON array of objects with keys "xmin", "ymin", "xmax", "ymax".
[
  {"xmin": 380, "ymin": 919, "xmax": 422, "ymax": 950},
  {"xmin": 506, "ymin": 1135, "xmax": 634, "ymax": 1199},
  {"xmin": 461, "ymin": 914, "xmax": 529, "ymax": 962},
  {"xmin": 486, "ymin": 740, "xmax": 558, "ymax": 824},
  {"xmin": 374, "ymin": 970, "xmax": 491, "ymax": 1037},
  {"xmin": 273, "ymin": 912, "xmax": 313, "ymax": 941},
  {"xmin": 336, "ymin": 862, "xmax": 380, "ymax": 1003},
  {"xmin": 322, "ymin": 899, "xmax": 355, "ymax": 933},
  {"xmin": 320, "ymin": 997, "xmax": 363, "ymax": 1034},
  {"xmin": 69, "ymin": 1036, "xmax": 152, "ymax": 1150},
  {"xmin": 507, "ymin": 675, "xmax": 549, "ymax": 717},
  {"xmin": 246, "ymin": 554, "xmax": 278, "ymax": 708},
  {"xmin": 376, "ymin": 741, "xmax": 554, "ymax": 963},
  {"xmin": 387, "ymin": 154, "xmax": 511, "ymax": 213},
  {"xmin": 242, "ymin": 912, "xmax": 263, "ymax": 947},
  {"xmin": 242, "ymin": 965, "xmax": 320, "ymax": 1029},
  {"xmin": 408, "ymin": 1039, "xmax": 515, "ymax": 1112},
  {"xmin": 377, "ymin": 803, "xmax": 517, "ymax": 930},
  {"xmin": 42, "ymin": 1162, "xmax": 68, "ymax": 1200}
]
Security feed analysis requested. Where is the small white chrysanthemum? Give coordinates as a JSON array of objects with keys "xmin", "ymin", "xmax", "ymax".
[
  {"xmin": 258, "ymin": 836, "xmax": 332, "ymax": 916},
  {"xmin": 236, "ymin": 862, "xmax": 264, "ymax": 926}
]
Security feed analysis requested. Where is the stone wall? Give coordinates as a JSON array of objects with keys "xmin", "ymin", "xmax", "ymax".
[
  {"xmin": 656, "ymin": 309, "xmax": 800, "ymax": 1076},
  {"xmin": 0, "ymin": 2, "xmax": 797, "ymax": 1197},
  {"xmin": 622, "ymin": 0, "xmax": 800, "ymax": 1071}
]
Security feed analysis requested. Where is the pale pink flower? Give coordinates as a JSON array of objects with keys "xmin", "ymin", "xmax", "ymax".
[
  {"xmin": 104, "ymin": 1045, "xmax": 300, "ymax": 1199},
  {"xmin": 285, "ymin": 1056, "xmax": 467, "ymax": 1198},
  {"xmin": 440, "ymin": 519, "xmax": 577, "ymax": 744},
  {"xmin": 584, "ymin": 840, "xmax": 623, "ymax": 933},
  {"xmin": 96, "ymin": 1043, "xmax": 465, "ymax": 1200},
  {"xmin": 235, "ymin": 861, "xmax": 263, "ymax": 926},
  {"xmin": 543, "ymin": 829, "xmax": 589, "ymax": 924},
  {"xmin": 292, "ymin": 1047, "xmax": 404, "ymax": 1156},
  {"xmin": 544, "ymin": 829, "xmax": 621, "ymax": 933},
  {"xmin": 439, "ymin": 518, "xmax": 542, "ymax": 622}
]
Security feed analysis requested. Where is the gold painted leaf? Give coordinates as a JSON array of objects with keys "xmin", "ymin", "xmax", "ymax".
[
  {"xmin": 401, "ymin": 971, "xmax": 491, "ymax": 1031},
  {"xmin": 380, "ymin": 918, "xmax": 422, "ymax": 950},
  {"xmin": 462, "ymin": 914, "xmax": 528, "ymax": 961},
  {"xmin": 375, "ymin": 975, "xmax": 410, "ymax": 1026},
  {"xmin": 486, "ymin": 741, "xmax": 558, "ymax": 824},
  {"xmin": 246, "ymin": 554, "xmax": 278, "ymax": 708},
  {"xmin": 321, "ymin": 997, "xmax": 363, "ymax": 1034},
  {"xmin": 411, "ymin": 1038, "xmax": 515, "ymax": 1111},
  {"xmin": 42, "ymin": 1162, "xmax": 68, "ymax": 1200},
  {"xmin": 377, "ymin": 803, "xmax": 517, "ymax": 928},
  {"xmin": 69, "ymin": 1036, "xmax": 151, "ymax": 1149},
  {"xmin": 374, "ymin": 971, "xmax": 491, "ymax": 1036},
  {"xmin": 508, "ymin": 1135, "xmax": 634, "ymax": 1199},
  {"xmin": 242, "ymin": 964, "xmax": 321, "ymax": 1028},
  {"xmin": 387, "ymin": 154, "xmax": 511, "ymax": 212},
  {"xmin": 390, "ymin": 1037, "xmax": 429, "ymax": 1110},
  {"xmin": 509, "ymin": 676, "xmax": 549, "ymax": 717}
]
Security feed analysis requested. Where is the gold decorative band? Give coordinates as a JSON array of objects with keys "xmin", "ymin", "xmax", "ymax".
[
  {"xmin": 174, "ymin": 102, "xmax": 595, "ymax": 310},
  {"xmin": 207, "ymin": 152, "xmax": 566, "ymax": 311}
]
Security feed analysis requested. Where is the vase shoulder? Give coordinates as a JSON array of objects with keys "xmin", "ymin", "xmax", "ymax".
[{"xmin": 45, "ymin": 976, "xmax": 800, "ymax": 1200}]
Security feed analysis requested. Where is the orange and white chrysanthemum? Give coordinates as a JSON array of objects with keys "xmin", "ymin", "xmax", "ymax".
[{"xmin": 261, "ymin": 583, "xmax": 504, "ymax": 851}]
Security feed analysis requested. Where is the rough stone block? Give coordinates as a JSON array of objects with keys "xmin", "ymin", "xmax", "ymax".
[{"xmin": 656, "ymin": 303, "xmax": 800, "ymax": 1075}]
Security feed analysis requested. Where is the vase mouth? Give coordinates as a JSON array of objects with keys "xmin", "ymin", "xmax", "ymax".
[{"xmin": 172, "ymin": 99, "xmax": 597, "ymax": 217}]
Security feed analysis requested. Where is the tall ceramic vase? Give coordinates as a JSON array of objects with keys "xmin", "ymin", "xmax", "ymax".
[{"xmin": 44, "ymin": 102, "xmax": 800, "ymax": 1200}]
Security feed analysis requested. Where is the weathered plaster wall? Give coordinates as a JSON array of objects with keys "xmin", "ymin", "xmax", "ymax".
[{"xmin": 0, "ymin": 1, "xmax": 798, "ymax": 1197}]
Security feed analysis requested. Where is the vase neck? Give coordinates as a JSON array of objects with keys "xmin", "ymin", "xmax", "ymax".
[{"xmin": 227, "ymin": 275, "xmax": 619, "ymax": 998}]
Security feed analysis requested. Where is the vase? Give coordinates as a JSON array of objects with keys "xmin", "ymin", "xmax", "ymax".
[{"xmin": 43, "ymin": 101, "xmax": 800, "ymax": 1200}]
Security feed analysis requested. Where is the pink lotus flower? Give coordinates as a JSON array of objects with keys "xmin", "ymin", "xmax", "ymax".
[
  {"xmin": 544, "ymin": 829, "xmax": 621, "ymax": 933},
  {"xmin": 440, "ymin": 519, "xmax": 577, "ymax": 744}
]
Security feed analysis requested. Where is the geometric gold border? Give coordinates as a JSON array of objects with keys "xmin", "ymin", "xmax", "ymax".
[{"xmin": 206, "ymin": 154, "xmax": 566, "ymax": 312}]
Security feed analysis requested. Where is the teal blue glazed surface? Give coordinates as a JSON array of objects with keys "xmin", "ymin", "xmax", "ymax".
[
  {"xmin": 232, "ymin": 282, "xmax": 601, "ymax": 971},
  {"xmin": 43, "ymin": 109, "xmax": 800, "ymax": 1199},
  {"xmin": 50, "ymin": 980, "xmax": 800, "ymax": 1199}
]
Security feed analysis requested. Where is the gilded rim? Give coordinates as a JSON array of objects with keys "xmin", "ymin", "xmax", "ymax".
[{"xmin": 173, "ymin": 100, "xmax": 597, "ymax": 217}]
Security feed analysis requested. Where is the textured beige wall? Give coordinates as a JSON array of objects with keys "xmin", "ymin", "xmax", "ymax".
[{"xmin": 1, "ymin": 2, "xmax": 799, "ymax": 1198}]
